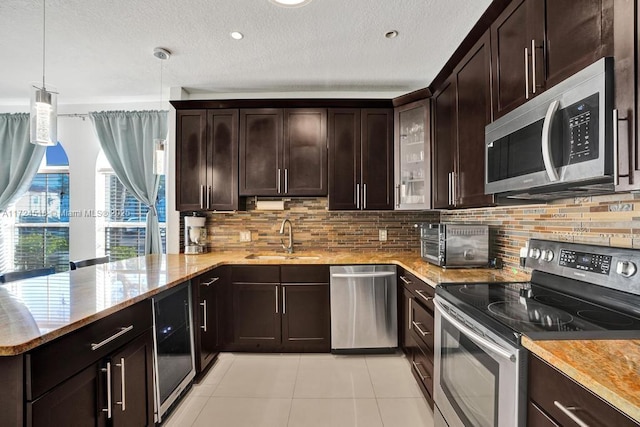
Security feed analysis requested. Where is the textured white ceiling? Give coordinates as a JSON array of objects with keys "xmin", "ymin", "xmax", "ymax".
[{"xmin": 0, "ymin": 0, "xmax": 492, "ymax": 104}]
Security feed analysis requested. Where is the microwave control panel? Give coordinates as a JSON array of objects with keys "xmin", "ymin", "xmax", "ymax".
[{"xmin": 563, "ymin": 93, "xmax": 599, "ymax": 164}]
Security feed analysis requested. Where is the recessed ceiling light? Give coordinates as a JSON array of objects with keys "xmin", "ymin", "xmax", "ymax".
[
  {"xmin": 385, "ymin": 30, "xmax": 399, "ymax": 39},
  {"xmin": 269, "ymin": 0, "xmax": 313, "ymax": 8},
  {"xmin": 230, "ymin": 31, "xmax": 244, "ymax": 40}
]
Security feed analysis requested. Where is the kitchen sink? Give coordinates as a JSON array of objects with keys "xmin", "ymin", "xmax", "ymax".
[{"xmin": 244, "ymin": 254, "xmax": 321, "ymax": 260}]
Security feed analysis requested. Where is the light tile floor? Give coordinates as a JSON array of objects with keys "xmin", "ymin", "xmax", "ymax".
[{"xmin": 163, "ymin": 352, "xmax": 434, "ymax": 427}]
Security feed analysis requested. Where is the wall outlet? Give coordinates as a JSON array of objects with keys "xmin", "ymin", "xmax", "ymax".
[
  {"xmin": 379, "ymin": 229, "xmax": 388, "ymax": 242},
  {"xmin": 239, "ymin": 231, "xmax": 251, "ymax": 242}
]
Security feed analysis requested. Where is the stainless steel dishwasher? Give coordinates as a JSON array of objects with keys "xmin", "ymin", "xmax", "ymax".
[{"xmin": 330, "ymin": 265, "xmax": 397, "ymax": 351}]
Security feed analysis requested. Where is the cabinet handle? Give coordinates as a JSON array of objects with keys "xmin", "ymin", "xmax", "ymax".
[
  {"xmin": 452, "ymin": 172, "xmax": 457, "ymax": 206},
  {"xmin": 207, "ymin": 185, "xmax": 211, "ymax": 209},
  {"xmin": 395, "ymin": 185, "xmax": 400, "ymax": 207},
  {"xmin": 200, "ymin": 185, "xmax": 204, "ymax": 209},
  {"xmin": 200, "ymin": 300, "xmax": 208, "ymax": 332},
  {"xmin": 553, "ymin": 401, "xmax": 590, "ymax": 427},
  {"xmin": 202, "ymin": 277, "xmax": 219, "ymax": 286},
  {"xmin": 115, "ymin": 357, "xmax": 126, "ymax": 412},
  {"xmin": 531, "ymin": 39, "xmax": 537, "ymax": 94},
  {"xmin": 275, "ymin": 286, "xmax": 279, "ymax": 313},
  {"xmin": 363, "ymin": 183, "xmax": 367, "ymax": 209},
  {"xmin": 282, "ymin": 287, "xmax": 286, "ymax": 314},
  {"xmin": 613, "ymin": 109, "xmax": 619, "ymax": 185},
  {"xmin": 408, "ymin": 298, "xmax": 413, "ymax": 331},
  {"xmin": 415, "ymin": 290, "xmax": 433, "ymax": 304},
  {"xmin": 284, "ymin": 168, "xmax": 288, "ymax": 193},
  {"xmin": 399, "ymin": 275, "xmax": 411, "ymax": 286},
  {"xmin": 356, "ymin": 183, "xmax": 360, "ymax": 209},
  {"xmin": 91, "ymin": 325, "xmax": 134, "ymax": 351},
  {"xmin": 277, "ymin": 169, "xmax": 281, "ymax": 193},
  {"xmin": 447, "ymin": 172, "xmax": 452, "ymax": 206},
  {"xmin": 412, "ymin": 321, "xmax": 431, "ymax": 337},
  {"xmin": 524, "ymin": 47, "xmax": 530, "ymax": 99},
  {"xmin": 412, "ymin": 361, "xmax": 431, "ymax": 382},
  {"xmin": 101, "ymin": 362, "xmax": 112, "ymax": 419}
]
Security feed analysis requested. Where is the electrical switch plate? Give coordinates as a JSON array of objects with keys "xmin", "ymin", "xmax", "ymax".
[
  {"xmin": 379, "ymin": 229, "xmax": 388, "ymax": 242},
  {"xmin": 239, "ymin": 231, "xmax": 251, "ymax": 242}
]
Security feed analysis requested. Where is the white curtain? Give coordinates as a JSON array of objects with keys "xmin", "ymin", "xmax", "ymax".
[
  {"xmin": 89, "ymin": 110, "xmax": 168, "ymax": 255},
  {"xmin": 0, "ymin": 113, "xmax": 46, "ymax": 212}
]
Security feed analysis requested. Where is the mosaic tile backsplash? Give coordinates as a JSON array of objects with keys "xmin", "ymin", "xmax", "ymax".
[
  {"xmin": 192, "ymin": 198, "xmax": 439, "ymax": 253},
  {"xmin": 182, "ymin": 193, "xmax": 640, "ymax": 273},
  {"xmin": 441, "ymin": 193, "xmax": 640, "ymax": 271}
]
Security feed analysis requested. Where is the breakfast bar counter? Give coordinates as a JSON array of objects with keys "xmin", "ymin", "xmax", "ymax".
[{"xmin": 0, "ymin": 251, "xmax": 526, "ymax": 356}]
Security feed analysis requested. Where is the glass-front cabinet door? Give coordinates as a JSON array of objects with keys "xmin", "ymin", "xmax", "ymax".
[{"xmin": 394, "ymin": 99, "xmax": 431, "ymax": 210}]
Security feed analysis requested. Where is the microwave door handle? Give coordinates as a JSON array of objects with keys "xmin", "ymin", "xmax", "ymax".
[
  {"xmin": 434, "ymin": 299, "xmax": 516, "ymax": 362},
  {"xmin": 542, "ymin": 100, "xmax": 560, "ymax": 182}
]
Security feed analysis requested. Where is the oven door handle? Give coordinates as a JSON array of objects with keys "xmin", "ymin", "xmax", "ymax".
[
  {"xmin": 541, "ymin": 99, "xmax": 560, "ymax": 182},
  {"xmin": 434, "ymin": 299, "xmax": 516, "ymax": 362}
]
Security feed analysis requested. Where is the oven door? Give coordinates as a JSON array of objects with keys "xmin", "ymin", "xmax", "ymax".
[{"xmin": 433, "ymin": 297, "xmax": 526, "ymax": 427}]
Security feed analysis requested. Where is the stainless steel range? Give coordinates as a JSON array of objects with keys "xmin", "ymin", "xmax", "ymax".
[{"xmin": 433, "ymin": 239, "xmax": 640, "ymax": 427}]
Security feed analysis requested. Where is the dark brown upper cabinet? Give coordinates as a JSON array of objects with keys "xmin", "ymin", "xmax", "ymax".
[
  {"xmin": 328, "ymin": 108, "xmax": 394, "ymax": 210},
  {"xmin": 491, "ymin": 0, "xmax": 612, "ymax": 119},
  {"xmin": 239, "ymin": 108, "xmax": 327, "ymax": 196},
  {"xmin": 175, "ymin": 109, "xmax": 241, "ymax": 211},
  {"xmin": 612, "ymin": 0, "xmax": 639, "ymax": 192},
  {"xmin": 432, "ymin": 31, "xmax": 494, "ymax": 210}
]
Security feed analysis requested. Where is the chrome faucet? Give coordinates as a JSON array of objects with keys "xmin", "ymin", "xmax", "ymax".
[{"xmin": 279, "ymin": 218, "xmax": 294, "ymax": 254}]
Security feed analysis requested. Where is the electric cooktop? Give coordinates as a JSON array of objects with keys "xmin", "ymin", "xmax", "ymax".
[{"xmin": 436, "ymin": 239, "xmax": 640, "ymax": 342}]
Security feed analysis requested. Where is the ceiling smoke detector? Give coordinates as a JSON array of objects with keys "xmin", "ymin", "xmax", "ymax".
[
  {"xmin": 269, "ymin": 0, "xmax": 313, "ymax": 8},
  {"xmin": 153, "ymin": 47, "xmax": 171, "ymax": 60}
]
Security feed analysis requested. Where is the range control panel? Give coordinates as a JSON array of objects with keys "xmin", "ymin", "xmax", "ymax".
[
  {"xmin": 526, "ymin": 239, "xmax": 639, "ymax": 294},
  {"xmin": 559, "ymin": 249, "xmax": 611, "ymax": 275}
]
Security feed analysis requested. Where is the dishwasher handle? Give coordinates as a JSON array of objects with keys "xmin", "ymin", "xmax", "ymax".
[{"xmin": 331, "ymin": 271, "xmax": 396, "ymax": 279}]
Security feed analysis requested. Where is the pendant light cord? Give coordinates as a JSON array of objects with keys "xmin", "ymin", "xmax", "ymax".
[
  {"xmin": 159, "ymin": 58, "xmax": 163, "ymax": 110},
  {"xmin": 42, "ymin": 0, "xmax": 46, "ymax": 90}
]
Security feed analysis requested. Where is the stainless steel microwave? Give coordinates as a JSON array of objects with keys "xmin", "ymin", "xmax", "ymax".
[{"xmin": 485, "ymin": 57, "xmax": 615, "ymax": 201}]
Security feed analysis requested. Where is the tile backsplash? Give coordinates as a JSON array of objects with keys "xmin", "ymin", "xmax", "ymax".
[
  {"xmin": 192, "ymin": 198, "xmax": 439, "ymax": 253},
  {"xmin": 181, "ymin": 193, "xmax": 640, "ymax": 272},
  {"xmin": 441, "ymin": 193, "xmax": 640, "ymax": 271}
]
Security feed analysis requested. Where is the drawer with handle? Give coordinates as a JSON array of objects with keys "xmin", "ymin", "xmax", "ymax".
[
  {"xmin": 410, "ymin": 295, "xmax": 434, "ymax": 356},
  {"xmin": 412, "ymin": 337, "xmax": 434, "ymax": 399},
  {"xmin": 528, "ymin": 355, "xmax": 639, "ymax": 427},
  {"xmin": 25, "ymin": 299, "xmax": 152, "ymax": 400},
  {"xmin": 398, "ymin": 270, "xmax": 435, "ymax": 312}
]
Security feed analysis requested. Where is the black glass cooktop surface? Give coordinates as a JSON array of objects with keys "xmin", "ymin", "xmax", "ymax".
[{"xmin": 436, "ymin": 281, "xmax": 640, "ymax": 340}]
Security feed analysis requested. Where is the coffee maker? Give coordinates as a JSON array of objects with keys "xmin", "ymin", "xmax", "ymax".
[{"xmin": 184, "ymin": 215, "xmax": 207, "ymax": 254}]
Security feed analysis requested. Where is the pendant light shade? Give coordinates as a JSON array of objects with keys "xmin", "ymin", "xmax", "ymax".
[
  {"xmin": 153, "ymin": 138, "xmax": 166, "ymax": 175},
  {"xmin": 30, "ymin": 0, "xmax": 57, "ymax": 146},
  {"xmin": 30, "ymin": 85, "xmax": 57, "ymax": 146}
]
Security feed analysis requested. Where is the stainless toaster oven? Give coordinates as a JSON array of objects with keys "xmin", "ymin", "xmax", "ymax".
[{"xmin": 420, "ymin": 223, "xmax": 489, "ymax": 268}]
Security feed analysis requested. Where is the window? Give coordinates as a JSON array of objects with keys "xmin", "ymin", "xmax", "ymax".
[
  {"xmin": 2, "ymin": 144, "xmax": 70, "ymax": 273},
  {"xmin": 96, "ymin": 152, "xmax": 166, "ymax": 261}
]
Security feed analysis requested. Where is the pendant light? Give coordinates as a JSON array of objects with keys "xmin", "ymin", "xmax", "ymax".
[
  {"xmin": 30, "ymin": 0, "xmax": 57, "ymax": 146},
  {"xmin": 153, "ymin": 47, "xmax": 170, "ymax": 175}
]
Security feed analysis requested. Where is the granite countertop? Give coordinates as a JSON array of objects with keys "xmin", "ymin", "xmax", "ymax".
[
  {"xmin": 522, "ymin": 336, "xmax": 640, "ymax": 423},
  {"xmin": 0, "ymin": 251, "xmax": 526, "ymax": 356}
]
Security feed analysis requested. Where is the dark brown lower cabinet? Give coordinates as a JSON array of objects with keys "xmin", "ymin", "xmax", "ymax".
[
  {"xmin": 528, "ymin": 354, "xmax": 639, "ymax": 427},
  {"xmin": 193, "ymin": 267, "xmax": 226, "ymax": 378},
  {"xmin": 28, "ymin": 362, "xmax": 104, "ymax": 427},
  {"xmin": 27, "ymin": 330, "xmax": 154, "ymax": 427},
  {"xmin": 232, "ymin": 282, "xmax": 282, "ymax": 350},
  {"xmin": 397, "ymin": 268, "xmax": 435, "ymax": 408},
  {"xmin": 281, "ymin": 283, "xmax": 330, "ymax": 351},
  {"xmin": 228, "ymin": 265, "xmax": 330, "ymax": 352}
]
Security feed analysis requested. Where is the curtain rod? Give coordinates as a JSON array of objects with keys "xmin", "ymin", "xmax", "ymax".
[{"xmin": 58, "ymin": 113, "xmax": 89, "ymax": 121}]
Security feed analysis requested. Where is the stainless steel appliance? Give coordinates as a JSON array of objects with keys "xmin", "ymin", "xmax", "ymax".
[
  {"xmin": 485, "ymin": 57, "xmax": 614, "ymax": 201},
  {"xmin": 433, "ymin": 239, "xmax": 640, "ymax": 427},
  {"xmin": 152, "ymin": 282, "xmax": 196, "ymax": 422},
  {"xmin": 420, "ymin": 223, "xmax": 489, "ymax": 268},
  {"xmin": 330, "ymin": 265, "xmax": 397, "ymax": 351},
  {"xmin": 184, "ymin": 215, "xmax": 207, "ymax": 254}
]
